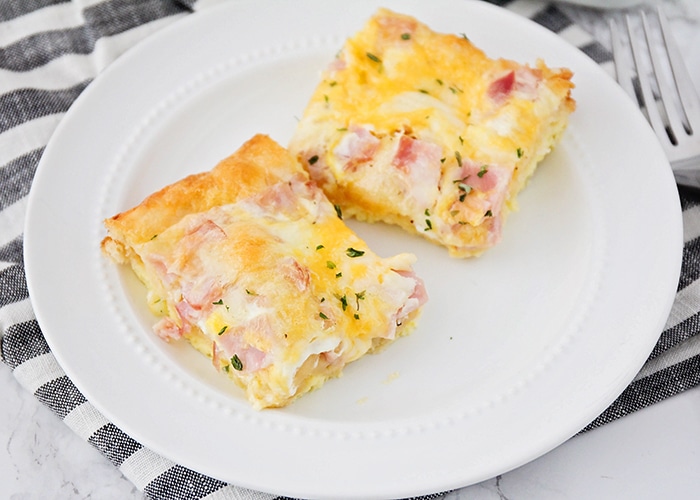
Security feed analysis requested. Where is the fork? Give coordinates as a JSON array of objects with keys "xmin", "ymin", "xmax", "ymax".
[{"xmin": 609, "ymin": 6, "xmax": 700, "ymax": 189}]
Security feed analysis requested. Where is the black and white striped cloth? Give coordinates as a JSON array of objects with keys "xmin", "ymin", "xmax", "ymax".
[{"xmin": 1, "ymin": 1, "xmax": 698, "ymax": 498}]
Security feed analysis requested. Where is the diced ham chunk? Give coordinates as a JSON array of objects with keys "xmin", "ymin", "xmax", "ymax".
[
  {"xmin": 281, "ymin": 257, "xmax": 311, "ymax": 292},
  {"xmin": 391, "ymin": 135, "xmax": 442, "ymax": 208},
  {"xmin": 153, "ymin": 317, "xmax": 184, "ymax": 342},
  {"xmin": 334, "ymin": 126, "xmax": 380, "ymax": 171},
  {"xmin": 488, "ymin": 67, "xmax": 542, "ymax": 104}
]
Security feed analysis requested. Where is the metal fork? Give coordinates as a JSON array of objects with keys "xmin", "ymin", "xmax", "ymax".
[{"xmin": 610, "ymin": 7, "xmax": 700, "ymax": 189}]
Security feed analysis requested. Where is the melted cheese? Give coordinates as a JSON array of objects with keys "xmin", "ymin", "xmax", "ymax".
[
  {"xmin": 102, "ymin": 135, "xmax": 426, "ymax": 409},
  {"xmin": 289, "ymin": 8, "xmax": 575, "ymax": 257}
]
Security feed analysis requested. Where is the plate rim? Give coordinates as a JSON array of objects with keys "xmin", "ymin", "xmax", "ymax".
[{"xmin": 24, "ymin": 0, "xmax": 683, "ymax": 498}]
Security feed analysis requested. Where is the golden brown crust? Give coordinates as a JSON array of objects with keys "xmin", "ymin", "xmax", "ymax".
[
  {"xmin": 289, "ymin": 9, "xmax": 576, "ymax": 258},
  {"xmin": 101, "ymin": 133, "xmax": 426, "ymax": 409},
  {"xmin": 103, "ymin": 134, "xmax": 303, "ymax": 248}
]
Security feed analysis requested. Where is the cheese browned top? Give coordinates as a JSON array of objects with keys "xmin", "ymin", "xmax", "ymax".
[
  {"xmin": 289, "ymin": 8, "xmax": 575, "ymax": 257},
  {"xmin": 102, "ymin": 135, "xmax": 427, "ymax": 409}
]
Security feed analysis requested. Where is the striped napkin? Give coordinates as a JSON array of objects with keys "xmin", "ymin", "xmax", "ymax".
[{"xmin": 1, "ymin": 1, "xmax": 698, "ymax": 498}]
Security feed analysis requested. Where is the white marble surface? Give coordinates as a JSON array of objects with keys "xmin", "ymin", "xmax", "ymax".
[{"xmin": 2, "ymin": 0, "xmax": 700, "ymax": 498}]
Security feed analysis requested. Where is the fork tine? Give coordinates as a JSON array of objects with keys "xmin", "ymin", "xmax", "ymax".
[
  {"xmin": 626, "ymin": 13, "xmax": 671, "ymax": 149},
  {"xmin": 641, "ymin": 10, "xmax": 686, "ymax": 145},
  {"xmin": 655, "ymin": 6, "xmax": 700, "ymax": 133},
  {"xmin": 609, "ymin": 18, "xmax": 637, "ymax": 104}
]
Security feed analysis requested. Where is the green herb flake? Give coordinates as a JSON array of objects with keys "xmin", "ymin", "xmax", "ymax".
[
  {"xmin": 230, "ymin": 354, "xmax": 243, "ymax": 371},
  {"xmin": 150, "ymin": 234, "xmax": 158, "ymax": 240},
  {"xmin": 316, "ymin": 244, "xmax": 325, "ymax": 250},
  {"xmin": 217, "ymin": 325, "xmax": 228, "ymax": 336},
  {"xmin": 324, "ymin": 94, "xmax": 329, "ymax": 104},
  {"xmin": 319, "ymin": 311, "xmax": 329, "ymax": 320},
  {"xmin": 401, "ymin": 33, "xmax": 411, "ymax": 40},
  {"xmin": 212, "ymin": 299, "xmax": 224, "ymax": 305},
  {"xmin": 339, "ymin": 295, "xmax": 348, "ymax": 311},
  {"xmin": 436, "ymin": 78, "xmax": 444, "ymax": 86},
  {"xmin": 329, "ymin": 80, "xmax": 338, "ymax": 87},
  {"xmin": 334, "ymin": 204, "xmax": 343, "ymax": 220},
  {"xmin": 366, "ymin": 52, "xmax": 382, "ymax": 63},
  {"xmin": 418, "ymin": 89, "xmax": 429, "ymax": 94},
  {"xmin": 455, "ymin": 150, "xmax": 463, "ymax": 166},
  {"xmin": 355, "ymin": 290, "xmax": 366, "ymax": 309},
  {"xmin": 477, "ymin": 165, "xmax": 488, "ymax": 178},
  {"xmin": 245, "ymin": 289, "xmax": 257, "ymax": 296},
  {"xmin": 485, "ymin": 210, "xmax": 493, "ymax": 217},
  {"xmin": 517, "ymin": 147, "xmax": 524, "ymax": 158},
  {"xmin": 455, "ymin": 181, "xmax": 472, "ymax": 202},
  {"xmin": 458, "ymin": 135, "xmax": 464, "ymax": 145},
  {"xmin": 424, "ymin": 208, "xmax": 430, "ymax": 217},
  {"xmin": 346, "ymin": 247, "xmax": 365, "ymax": 258},
  {"xmin": 460, "ymin": 33, "xmax": 469, "ymax": 41},
  {"xmin": 308, "ymin": 154, "xmax": 319, "ymax": 165},
  {"xmin": 354, "ymin": 313, "xmax": 360, "ymax": 320},
  {"xmin": 335, "ymin": 272, "xmax": 343, "ymax": 278},
  {"xmin": 424, "ymin": 219, "xmax": 433, "ymax": 231},
  {"xmin": 326, "ymin": 261, "xmax": 337, "ymax": 270}
]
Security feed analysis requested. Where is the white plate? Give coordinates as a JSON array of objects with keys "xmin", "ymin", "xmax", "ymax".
[{"xmin": 24, "ymin": 1, "xmax": 682, "ymax": 498}]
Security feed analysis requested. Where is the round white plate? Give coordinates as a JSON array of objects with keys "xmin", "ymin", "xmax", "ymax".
[{"xmin": 24, "ymin": 1, "xmax": 683, "ymax": 498}]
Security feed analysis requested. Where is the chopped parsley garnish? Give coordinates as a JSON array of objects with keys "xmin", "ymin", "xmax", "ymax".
[
  {"xmin": 436, "ymin": 78, "xmax": 444, "ymax": 86},
  {"xmin": 346, "ymin": 247, "xmax": 365, "ymax": 258},
  {"xmin": 326, "ymin": 261, "xmax": 337, "ymax": 270},
  {"xmin": 319, "ymin": 312, "xmax": 329, "ymax": 320},
  {"xmin": 230, "ymin": 354, "xmax": 243, "ymax": 371},
  {"xmin": 334, "ymin": 204, "xmax": 343, "ymax": 219},
  {"xmin": 457, "ymin": 182, "xmax": 472, "ymax": 194},
  {"xmin": 418, "ymin": 89, "xmax": 429, "ymax": 94},
  {"xmin": 217, "ymin": 326, "xmax": 228, "ymax": 336},
  {"xmin": 212, "ymin": 299, "xmax": 224, "ymax": 305},
  {"xmin": 355, "ymin": 290, "xmax": 366, "ymax": 309},
  {"xmin": 150, "ymin": 234, "xmax": 158, "ymax": 240},
  {"xmin": 455, "ymin": 150, "xmax": 463, "ymax": 166},
  {"xmin": 424, "ymin": 219, "xmax": 433, "ymax": 231},
  {"xmin": 458, "ymin": 135, "xmax": 464, "ymax": 145},
  {"xmin": 316, "ymin": 244, "xmax": 325, "ymax": 250},
  {"xmin": 354, "ymin": 313, "xmax": 360, "ymax": 320},
  {"xmin": 485, "ymin": 210, "xmax": 493, "ymax": 217},
  {"xmin": 454, "ymin": 180, "xmax": 472, "ymax": 202},
  {"xmin": 424, "ymin": 208, "xmax": 430, "ymax": 216},
  {"xmin": 339, "ymin": 294, "xmax": 348, "ymax": 311},
  {"xmin": 245, "ymin": 289, "xmax": 257, "ymax": 296},
  {"xmin": 449, "ymin": 85, "xmax": 463, "ymax": 94},
  {"xmin": 460, "ymin": 33, "xmax": 469, "ymax": 41},
  {"xmin": 366, "ymin": 52, "xmax": 382, "ymax": 63},
  {"xmin": 517, "ymin": 147, "xmax": 524, "ymax": 158},
  {"xmin": 401, "ymin": 33, "xmax": 411, "ymax": 40},
  {"xmin": 308, "ymin": 154, "xmax": 319, "ymax": 165},
  {"xmin": 477, "ymin": 165, "xmax": 488, "ymax": 178},
  {"xmin": 335, "ymin": 272, "xmax": 343, "ymax": 278}
]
